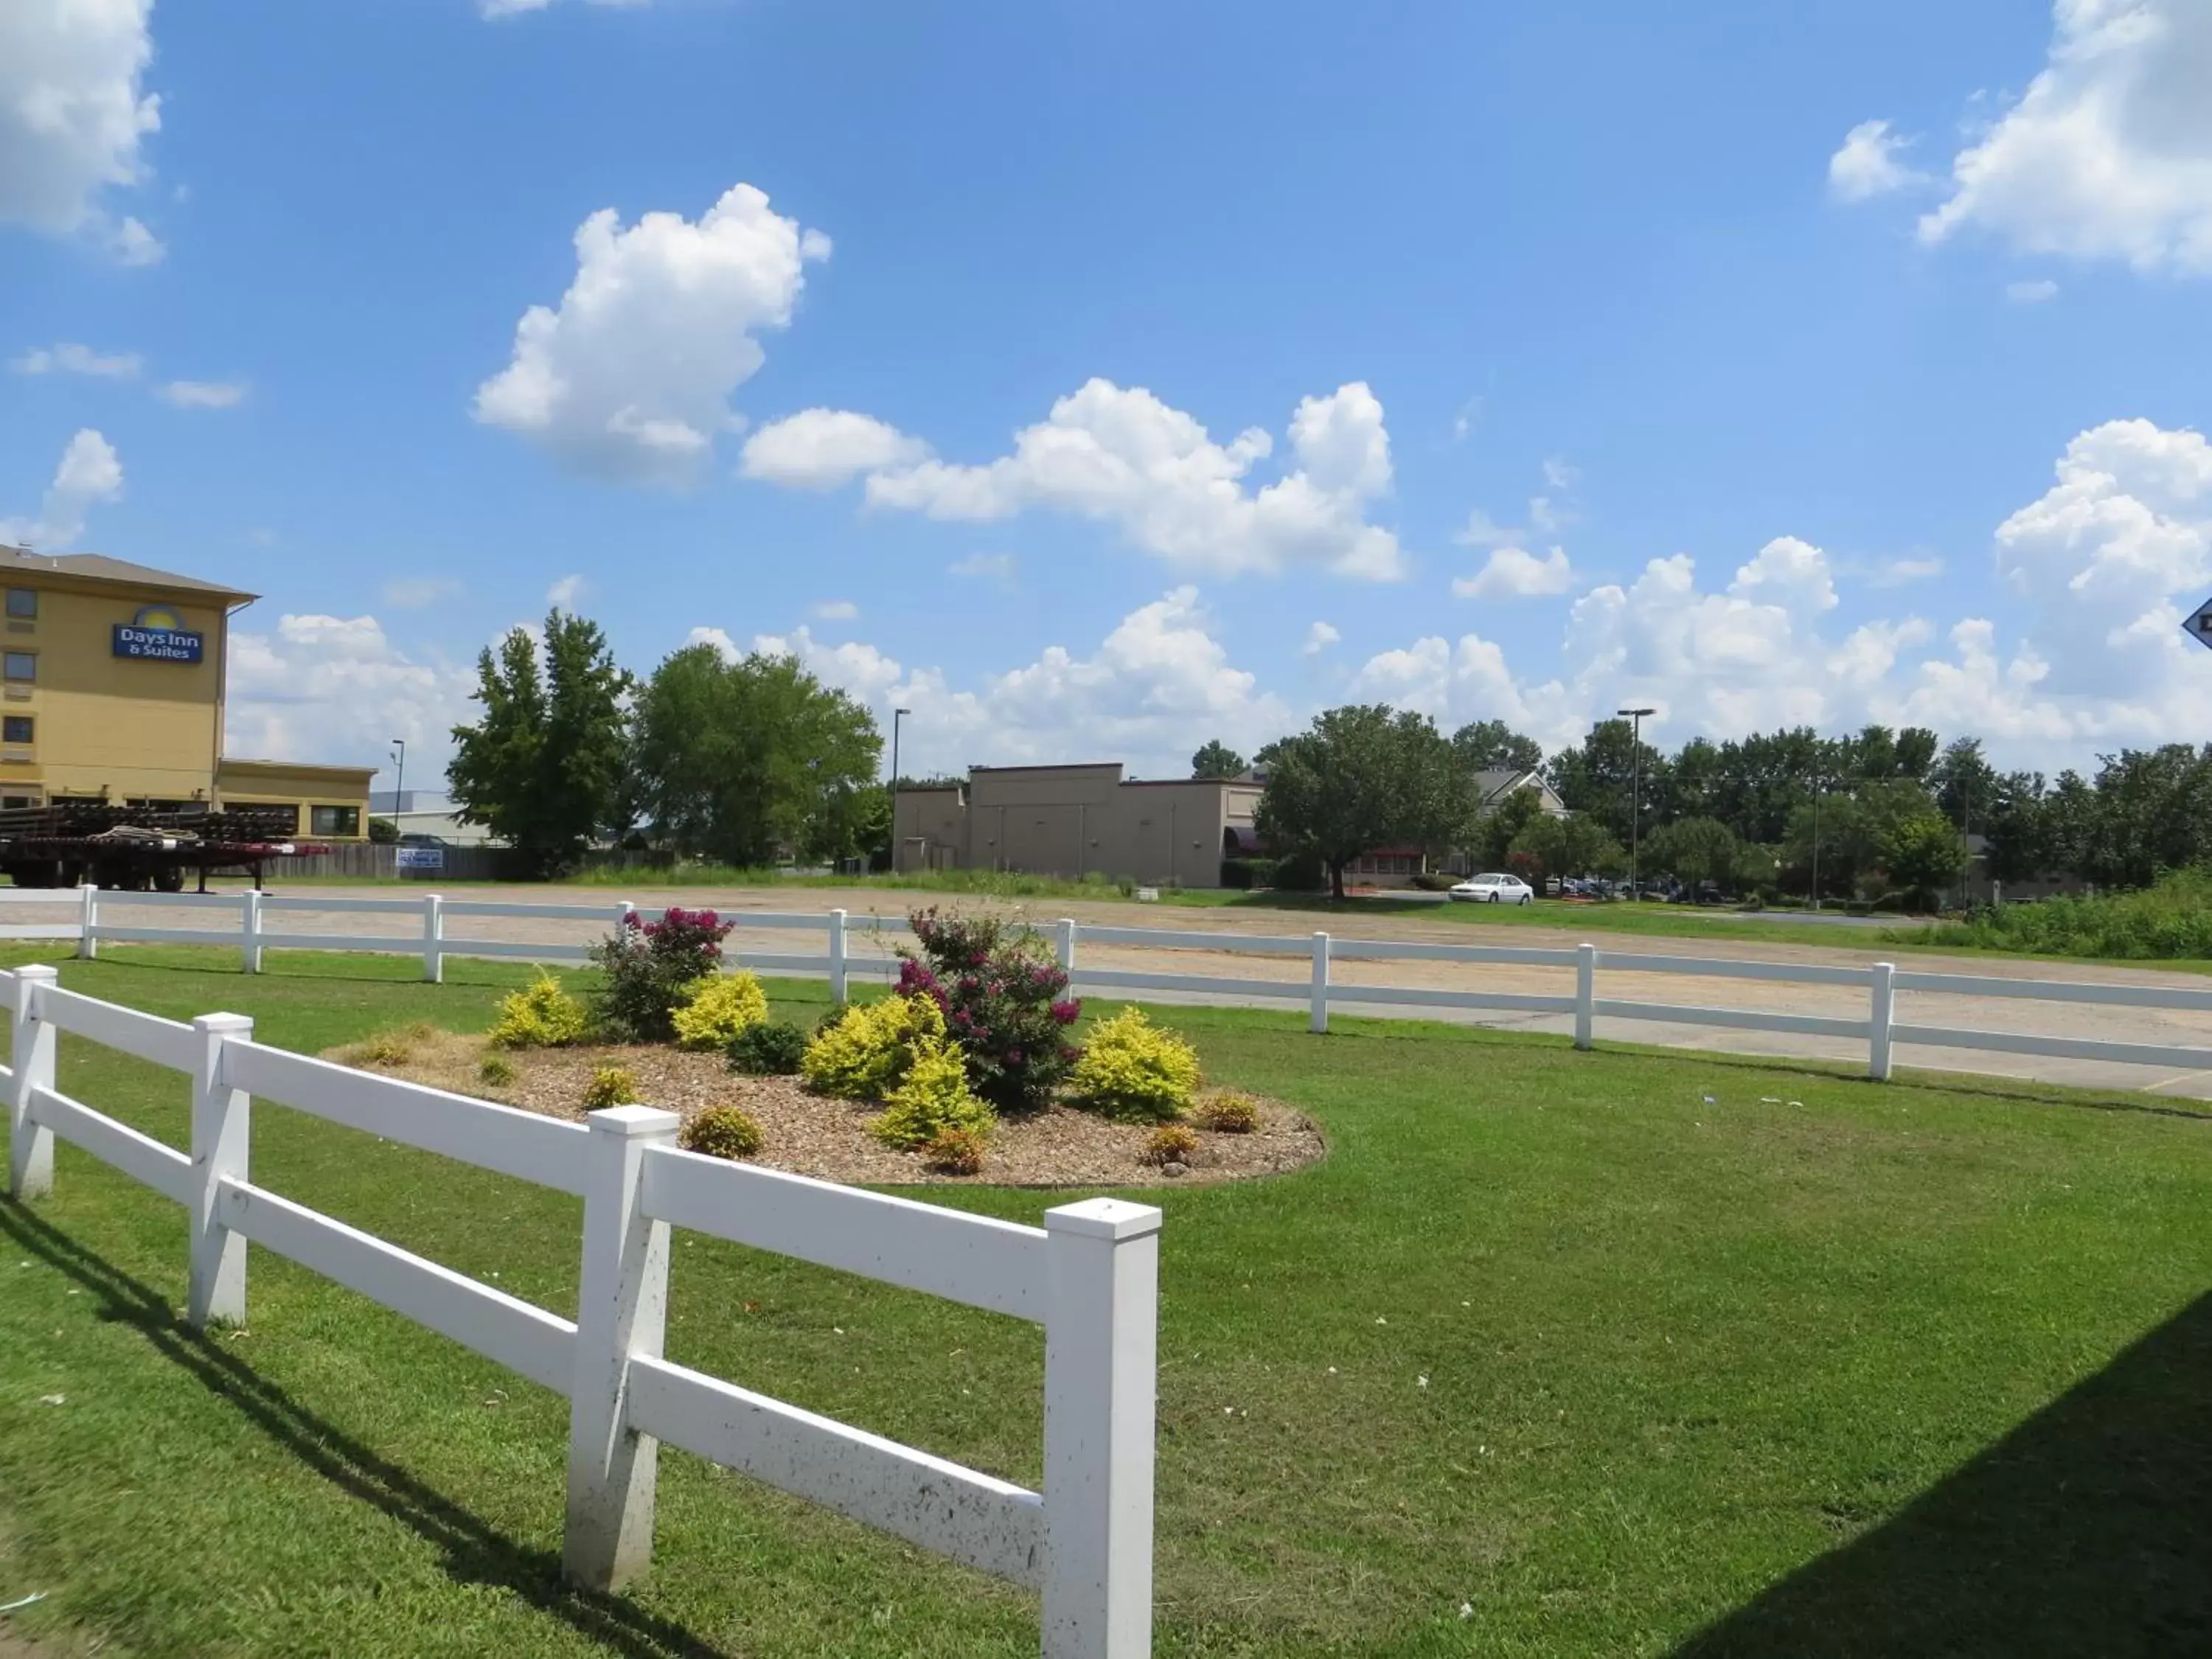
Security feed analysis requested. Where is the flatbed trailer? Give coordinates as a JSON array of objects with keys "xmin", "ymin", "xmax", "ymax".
[{"xmin": 0, "ymin": 802, "xmax": 331, "ymax": 892}]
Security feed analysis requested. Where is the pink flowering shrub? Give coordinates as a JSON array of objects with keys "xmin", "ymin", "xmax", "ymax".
[
  {"xmin": 900, "ymin": 906, "xmax": 1081, "ymax": 1111},
  {"xmin": 588, "ymin": 905, "xmax": 736, "ymax": 1041}
]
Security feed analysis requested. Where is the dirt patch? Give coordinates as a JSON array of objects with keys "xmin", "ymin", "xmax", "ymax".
[{"xmin": 330, "ymin": 1027, "xmax": 1324, "ymax": 1189}]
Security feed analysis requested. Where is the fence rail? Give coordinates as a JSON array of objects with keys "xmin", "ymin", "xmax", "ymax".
[
  {"xmin": 18, "ymin": 886, "xmax": 2212, "ymax": 1086},
  {"xmin": 1, "ymin": 964, "xmax": 1161, "ymax": 1658}
]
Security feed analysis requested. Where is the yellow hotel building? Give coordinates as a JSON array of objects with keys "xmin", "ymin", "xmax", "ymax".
[{"xmin": 0, "ymin": 543, "xmax": 373, "ymax": 838}]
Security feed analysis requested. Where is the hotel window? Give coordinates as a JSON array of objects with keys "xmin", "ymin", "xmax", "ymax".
[
  {"xmin": 5, "ymin": 590, "xmax": 35, "ymax": 619},
  {"xmin": 2, "ymin": 653, "xmax": 33, "ymax": 683},
  {"xmin": 310, "ymin": 804, "xmax": 361, "ymax": 837},
  {"xmin": 2, "ymin": 716, "xmax": 31, "ymax": 743}
]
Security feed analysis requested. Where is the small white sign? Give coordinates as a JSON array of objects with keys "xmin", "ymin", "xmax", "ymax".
[
  {"xmin": 1135, "ymin": 886, "xmax": 1160, "ymax": 902},
  {"xmin": 2187, "ymin": 597, "xmax": 2212, "ymax": 653},
  {"xmin": 394, "ymin": 845, "xmax": 445, "ymax": 873}
]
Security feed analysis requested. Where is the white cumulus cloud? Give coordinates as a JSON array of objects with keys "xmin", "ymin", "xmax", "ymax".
[
  {"xmin": 2006, "ymin": 278, "xmax": 2062, "ymax": 304},
  {"xmin": 157, "ymin": 378, "xmax": 247, "ymax": 410},
  {"xmin": 13, "ymin": 342, "xmax": 140, "ymax": 378},
  {"xmin": 1918, "ymin": 0, "xmax": 2212, "ymax": 273},
  {"xmin": 755, "ymin": 380, "xmax": 1408, "ymax": 580},
  {"xmin": 474, "ymin": 183, "xmax": 829, "ymax": 485},
  {"xmin": 1452, "ymin": 545, "xmax": 1575, "ymax": 599},
  {"xmin": 740, "ymin": 409, "xmax": 929, "ymax": 489},
  {"xmin": 0, "ymin": 0, "xmax": 162, "ymax": 260},
  {"xmin": 1829, "ymin": 119, "xmax": 1927, "ymax": 202},
  {"xmin": 1302, "ymin": 620, "xmax": 1340, "ymax": 655},
  {"xmin": 1, "ymin": 428, "xmax": 123, "ymax": 550},
  {"xmin": 225, "ymin": 614, "xmax": 474, "ymax": 771}
]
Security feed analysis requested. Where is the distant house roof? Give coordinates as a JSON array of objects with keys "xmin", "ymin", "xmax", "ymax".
[
  {"xmin": 0, "ymin": 543, "xmax": 257, "ymax": 603},
  {"xmin": 1473, "ymin": 768, "xmax": 1567, "ymax": 815}
]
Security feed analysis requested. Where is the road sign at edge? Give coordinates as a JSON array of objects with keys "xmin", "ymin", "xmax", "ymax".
[{"xmin": 2189, "ymin": 597, "xmax": 2212, "ymax": 652}]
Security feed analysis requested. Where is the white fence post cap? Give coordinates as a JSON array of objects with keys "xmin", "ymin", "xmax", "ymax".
[
  {"xmin": 1045, "ymin": 1197, "xmax": 1163, "ymax": 1242},
  {"xmin": 585, "ymin": 1105, "xmax": 681, "ymax": 1138},
  {"xmin": 193, "ymin": 1012, "xmax": 254, "ymax": 1033},
  {"xmin": 15, "ymin": 963, "xmax": 58, "ymax": 981}
]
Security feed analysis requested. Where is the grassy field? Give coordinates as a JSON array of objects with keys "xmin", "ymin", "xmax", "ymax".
[{"xmin": 3, "ymin": 947, "xmax": 2210, "ymax": 1657}]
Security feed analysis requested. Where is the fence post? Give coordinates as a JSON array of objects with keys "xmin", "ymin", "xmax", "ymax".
[
  {"xmin": 565, "ymin": 1104, "xmax": 681, "ymax": 1593},
  {"xmin": 828, "ymin": 909, "xmax": 849, "ymax": 1004},
  {"xmin": 422, "ymin": 893, "xmax": 445, "ymax": 984},
  {"xmin": 1868, "ymin": 962, "xmax": 1896, "ymax": 1082},
  {"xmin": 1043, "ymin": 1197, "xmax": 1162, "ymax": 1659},
  {"xmin": 1057, "ymin": 917, "xmax": 1078, "ymax": 977},
  {"xmin": 241, "ymin": 889, "xmax": 264, "ymax": 974},
  {"xmin": 1574, "ymin": 942, "xmax": 1596, "ymax": 1051},
  {"xmin": 1309, "ymin": 932, "xmax": 1330, "ymax": 1034},
  {"xmin": 187, "ymin": 1013, "xmax": 254, "ymax": 1328},
  {"xmin": 6, "ymin": 965, "xmax": 58, "ymax": 1200},
  {"xmin": 77, "ymin": 883, "xmax": 97, "ymax": 960}
]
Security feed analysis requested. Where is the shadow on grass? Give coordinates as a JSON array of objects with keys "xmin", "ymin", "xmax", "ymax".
[
  {"xmin": 1675, "ymin": 1290, "xmax": 2212, "ymax": 1658},
  {"xmin": 0, "ymin": 1200, "xmax": 728, "ymax": 1659}
]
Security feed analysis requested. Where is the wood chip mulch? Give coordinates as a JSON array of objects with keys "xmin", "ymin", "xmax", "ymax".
[{"xmin": 333, "ymin": 1028, "xmax": 1326, "ymax": 1189}]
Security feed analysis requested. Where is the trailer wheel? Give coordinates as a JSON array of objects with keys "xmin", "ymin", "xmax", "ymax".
[{"xmin": 153, "ymin": 867, "xmax": 185, "ymax": 893}]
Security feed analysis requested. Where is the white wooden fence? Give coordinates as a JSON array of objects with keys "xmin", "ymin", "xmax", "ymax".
[
  {"xmin": 0, "ymin": 964, "xmax": 1161, "ymax": 1658},
  {"xmin": 23, "ymin": 886, "xmax": 2212, "ymax": 1085}
]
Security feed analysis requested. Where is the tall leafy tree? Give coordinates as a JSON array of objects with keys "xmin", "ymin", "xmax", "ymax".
[
  {"xmin": 1450, "ymin": 719, "xmax": 1543, "ymax": 775},
  {"xmin": 1641, "ymin": 815, "xmax": 1740, "ymax": 888},
  {"xmin": 1190, "ymin": 740, "xmax": 1248, "ymax": 780},
  {"xmin": 1546, "ymin": 719, "xmax": 1668, "ymax": 846},
  {"xmin": 447, "ymin": 610, "xmax": 630, "ymax": 874},
  {"xmin": 1255, "ymin": 706, "xmax": 1471, "ymax": 899},
  {"xmin": 630, "ymin": 644, "xmax": 881, "ymax": 867}
]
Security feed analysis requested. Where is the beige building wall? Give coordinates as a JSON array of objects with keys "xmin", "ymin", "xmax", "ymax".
[
  {"xmin": 0, "ymin": 579, "xmax": 232, "ymax": 804},
  {"xmin": 215, "ymin": 758, "xmax": 376, "ymax": 841},
  {"xmin": 891, "ymin": 763, "xmax": 1262, "ymax": 887}
]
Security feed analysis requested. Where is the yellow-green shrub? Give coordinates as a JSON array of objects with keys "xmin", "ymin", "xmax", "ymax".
[
  {"xmin": 802, "ymin": 994, "xmax": 947, "ymax": 1102},
  {"xmin": 923, "ymin": 1125, "xmax": 989, "ymax": 1175},
  {"xmin": 681, "ymin": 1105, "xmax": 763, "ymax": 1161},
  {"xmin": 489, "ymin": 974, "xmax": 588, "ymax": 1049},
  {"xmin": 1069, "ymin": 1007, "xmax": 1201, "ymax": 1122},
  {"xmin": 478, "ymin": 1054, "xmax": 517, "ymax": 1087},
  {"xmin": 871, "ymin": 1037, "xmax": 995, "ymax": 1150},
  {"xmin": 670, "ymin": 971, "xmax": 769, "ymax": 1051},
  {"xmin": 1194, "ymin": 1091, "xmax": 1260, "ymax": 1133},
  {"xmin": 583, "ymin": 1066, "xmax": 639, "ymax": 1109},
  {"xmin": 1141, "ymin": 1123, "xmax": 1200, "ymax": 1167}
]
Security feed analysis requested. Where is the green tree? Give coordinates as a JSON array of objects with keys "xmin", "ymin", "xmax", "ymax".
[
  {"xmin": 1190, "ymin": 739, "xmax": 1247, "ymax": 780},
  {"xmin": 1884, "ymin": 810, "xmax": 1969, "ymax": 910},
  {"xmin": 1641, "ymin": 815, "xmax": 1739, "ymax": 889},
  {"xmin": 630, "ymin": 645, "xmax": 882, "ymax": 867},
  {"xmin": 1450, "ymin": 719, "xmax": 1543, "ymax": 775},
  {"xmin": 1546, "ymin": 719, "xmax": 1667, "ymax": 846},
  {"xmin": 447, "ymin": 610, "xmax": 631, "ymax": 875},
  {"xmin": 1509, "ymin": 813, "xmax": 1623, "ymax": 883},
  {"xmin": 1255, "ymin": 705, "xmax": 1472, "ymax": 900},
  {"xmin": 1470, "ymin": 784, "xmax": 1543, "ymax": 869}
]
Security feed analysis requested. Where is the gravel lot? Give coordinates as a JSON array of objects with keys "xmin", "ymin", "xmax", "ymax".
[{"xmin": 35, "ymin": 881, "xmax": 2212, "ymax": 1102}]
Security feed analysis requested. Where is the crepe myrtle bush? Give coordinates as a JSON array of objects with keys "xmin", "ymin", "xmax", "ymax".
[
  {"xmin": 900, "ymin": 905, "xmax": 1082, "ymax": 1112},
  {"xmin": 588, "ymin": 905, "xmax": 736, "ymax": 1042}
]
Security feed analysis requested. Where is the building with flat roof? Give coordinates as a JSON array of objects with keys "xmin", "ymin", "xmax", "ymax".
[
  {"xmin": 892, "ymin": 762, "xmax": 1262, "ymax": 888},
  {"xmin": 0, "ymin": 544, "xmax": 373, "ymax": 837}
]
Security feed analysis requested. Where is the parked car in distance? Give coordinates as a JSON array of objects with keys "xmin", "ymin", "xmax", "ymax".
[{"xmin": 1450, "ymin": 872, "xmax": 1534, "ymax": 905}]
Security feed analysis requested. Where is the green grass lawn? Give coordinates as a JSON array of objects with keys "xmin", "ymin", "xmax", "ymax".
[{"xmin": 3, "ymin": 947, "xmax": 2210, "ymax": 1657}]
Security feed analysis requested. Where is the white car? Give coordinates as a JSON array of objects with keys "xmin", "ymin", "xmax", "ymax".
[{"xmin": 1450, "ymin": 872, "xmax": 1534, "ymax": 905}]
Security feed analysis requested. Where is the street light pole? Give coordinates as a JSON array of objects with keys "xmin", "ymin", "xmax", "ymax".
[
  {"xmin": 1811, "ymin": 771, "xmax": 1824, "ymax": 913},
  {"xmin": 888, "ymin": 707, "xmax": 911, "ymax": 872},
  {"xmin": 389, "ymin": 738, "xmax": 406, "ymax": 837},
  {"xmin": 1617, "ymin": 706, "xmax": 1655, "ymax": 900}
]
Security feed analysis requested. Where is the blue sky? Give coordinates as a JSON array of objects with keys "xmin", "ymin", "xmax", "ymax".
[{"xmin": 4, "ymin": 0, "xmax": 2209, "ymax": 790}]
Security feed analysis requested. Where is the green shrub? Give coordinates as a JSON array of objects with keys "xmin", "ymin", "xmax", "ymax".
[
  {"xmin": 1194, "ymin": 1091, "xmax": 1259, "ymax": 1133},
  {"xmin": 1069, "ymin": 1006, "xmax": 1202, "ymax": 1122},
  {"xmin": 489, "ymin": 974, "xmax": 588, "ymax": 1049},
  {"xmin": 669, "ymin": 971, "xmax": 769, "ymax": 1050},
  {"xmin": 1272, "ymin": 850, "xmax": 1326, "ymax": 891},
  {"xmin": 1217, "ymin": 857, "xmax": 1279, "ymax": 890},
  {"xmin": 345, "ymin": 1029, "xmax": 419, "ymax": 1068},
  {"xmin": 726, "ymin": 1020, "xmax": 808, "ymax": 1075},
  {"xmin": 583, "ymin": 1066, "xmax": 639, "ymax": 1110},
  {"xmin": 802, "ymin": 994, "xmax": 948, "ymax": 1102},
  {"xmin": 681, "ymin": 1105, "xmax": 763, "ymax": 1160},
  {"xmin": 1903, "ymin": 867, "xmax": 2212, "ymax": 961},
  {"xmin": 870, "ymin": 1037, "xmax": 995, "ymax": 1150},
  {"xmin": 1141, "ymin": 1123, "xmax": 1200, "ymax": 1167},
  {"xmin": 922, "ymin": 1124, "xmax": 989, "ymax": 1175},
  {"xmin": 477, "ymin": 1055, "xmax": 517, "ymax": 1087},
  {"xmin": 900, "ymin": 907, "xmax": 1082, "ymax": 1112}
]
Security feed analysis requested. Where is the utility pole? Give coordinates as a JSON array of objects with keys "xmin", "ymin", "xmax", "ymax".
[
  {"xmin": 1617, "ymin": 707, "xmax": 1654, "ymax": 900},
  {"xmin": 389, "ymin": 738, "xmax": 406, "ymax": 837},
  {"xmin": 888, "ymin": 707, "xmax": 910, "ymax": 872}
]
